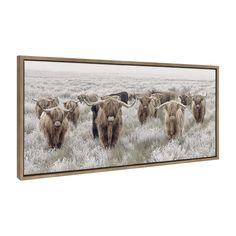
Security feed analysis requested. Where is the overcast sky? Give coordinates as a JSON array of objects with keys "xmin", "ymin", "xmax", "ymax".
[{"xmin": 25, "ymin": 61, "xmax": 215, "ymax": 80}]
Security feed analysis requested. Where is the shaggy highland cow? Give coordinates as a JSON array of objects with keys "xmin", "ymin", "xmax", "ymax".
[
  {"xmin": 33, "ymin": 96, "xmax": 59, "ymax": 119},
  {"xmin": 151, "ymin": 91, "xmax": 177, "ymax": 104},
  {"xmin": 77, "ymin": 94, "xmax": 98, "ymax": 104},
  {"xmin": 138, "ymin": 95, "xmax": 156, "ymax": 124},
  {"xmin": 84, "ymin": 97, "xmax": 136, "ymax": 148},
  {"xmin": 39, "ymin": 107, "xmax": 71, "ymax": 148},
  {"xmin": 179, "ymin": 93, "xmax": 192, "ymax": 107},
  {"xmin": 192, "ymin": 93, "xmax": 207, "ymax": 123},
  {"xmin": 158, "ymin": 101, "xmax": 186, "ymax": 139},
  {"xmin": 63, "ymin": 100, "xmax": 80, "ymax": 127}
]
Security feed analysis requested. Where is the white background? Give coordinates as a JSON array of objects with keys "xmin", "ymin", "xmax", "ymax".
[{"xmin": 0, "ymin": 1, "xmax": 234, "ymax": 236}]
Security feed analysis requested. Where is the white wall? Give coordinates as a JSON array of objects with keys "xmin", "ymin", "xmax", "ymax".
[{"xmin": 0, "ymin": 0, "xmax": 234, "ymax": 235}]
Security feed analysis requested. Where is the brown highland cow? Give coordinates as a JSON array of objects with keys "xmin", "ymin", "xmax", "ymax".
[
  {"xmin": 40, "ymin": 107, "xmax": 71, "ymax": 148},
  {"xmin": 63, "ymin": 100, "xmax": 80, "ymax": 127},
  {"xmin": 151, "ymin": 91, "xmax": 177, "ymax": 104},
  {"xmin": 158, "ymin": 101, "xmax": 186, "ymax": 139},
  {"xmin": 179, "ymin": 93, "xmax": 192, "ymax": 107},
  {"xmin": 77, "ymin": 94, "xmax": 98, "ymax": 103},
  {"xmin": 138, "ymin": 95, "xmax": 156, "ymax": 124},
  {"xmin": 191, "ymin": 93, "xmax": 207, "ymax": 123},
  {"xmin": 84, "ymin": 97, "xmax": 136, "ymax": 148},
  {"xmin": 33, "ymin": 96, "xmax": 59, "ymax": 119}
]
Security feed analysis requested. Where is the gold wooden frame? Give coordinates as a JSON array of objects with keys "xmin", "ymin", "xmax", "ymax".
[{"xmin": 17, "ymin": 55, "xmax": 219, "ymax": 180}]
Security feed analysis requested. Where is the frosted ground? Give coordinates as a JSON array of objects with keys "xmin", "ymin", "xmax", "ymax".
[{"xmin": 24, "ymin": 65, "xmax": 216, "ymax": 175}]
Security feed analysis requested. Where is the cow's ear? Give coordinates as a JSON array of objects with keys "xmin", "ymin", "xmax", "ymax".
[{"xmin": 63, "ymin": 102, "xmax": 66, "ymax": 107}]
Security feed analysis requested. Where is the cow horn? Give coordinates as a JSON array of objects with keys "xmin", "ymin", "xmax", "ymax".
[
  {"xmin": 110, "ymin": 95, "xmax": 120, "ymax": 100},
  {"xmin": 157, "ymin": 101, "xmax": 186, "ymax": 110},
  {"xmin": 119, "ymin": 98, "xmax": 136, "ymax": 108},
  {"xmin": 101, "ymin": 95, "xmax": 120, "ymax": 100},
  {"xmin": 69, "ymin": 100, "xmax": 79, "ymax": 104},
  {"xmin": 203, "ymin": 92, "xmax": 207, "ymax": 97},
  {"xmin": 43, "ymin": 107, "xmax": 56, "ymax": 112},
  {"xmin": 32, "ymin": 99, "xmax": 38, "ymax": 103},
  {"xmin": 63, "ymin": 108, "xmax": 74, "ymax": 113},
  {"xmin": 83, "ymin": 99, "xmax": 104, "ymax": 107}
]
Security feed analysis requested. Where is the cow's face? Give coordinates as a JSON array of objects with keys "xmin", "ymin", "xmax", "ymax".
[
  {"xmin": 165, "ymin": 103, "xmax": 178, "ymax": 118},
  {"xmin": 101, "ymin": 99, "xmax": 120, "ymax": 123},
  {"xmin": 193, "ymin": 96, "xmax": 204, "ymax": 109},
  {"xmin": 139, "ymin": 96, "xmax": 151, "ymax": 110},
  {"xmin": 179, "ymin": 95, "xmax": 188, "ymax": 105},
  {"xmin": 77, "ymin": 95, "xmax": 86, "ymax": 103},
  {"xmin": 46, "ymin": 97, "xmax": 59, "ymax": 108},
  {"xmin": 47, "ymin": 108, "xmax": 65, "ymax": 128},
  {"xmin": 63, "ymin": 101, "xmax": 78, "ymax": 110}
]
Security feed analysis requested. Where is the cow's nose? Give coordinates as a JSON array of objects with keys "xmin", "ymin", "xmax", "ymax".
[
  {"xmin": 54, "ymin": 121, "xmax": 61, "ymax": 127},
  {"xmin": 107, "ymin": 116, "xmax": 115, "ymax": 122}
]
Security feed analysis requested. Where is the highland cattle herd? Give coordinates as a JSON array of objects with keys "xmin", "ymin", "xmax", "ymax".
[{"xmin": 32, "ymin": 89, "xmax": 207, "ymax": 149}]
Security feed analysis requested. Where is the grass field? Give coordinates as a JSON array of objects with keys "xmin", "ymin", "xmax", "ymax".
[{"xmin": 24, "ymin": 66, "xmax": 216, "ymax": 175}]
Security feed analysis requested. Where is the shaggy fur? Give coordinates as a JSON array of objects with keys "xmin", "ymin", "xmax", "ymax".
[
  {"xmin": 77, "ymin": 94, "xmax": 98, "ymax": 103},
  {"xmin": 63, "ymin": 100, "xmax": 80, "ymax": 127},
  {"xmin": 179, "ymin": 93, "xmax": 192, "ymax": 107},
  {"xmin": 35, "ymin": 96, "xmax": 59, "ymax": 119},
  {"xmin": 39, "ymin": 107, "xmax": 69, "ymax": 148},
  {"xmin": 95, "ymin": 98, "xmax": 123, "ymax": 148},
  {"xmin": 150, "ymin": 91, "xmax": 176, "ymax": 104},
  {"xmin": 192, "ymin": 95, "xmax": 206, "ymax": 123},
  {"xmin": 138, "ymin": 95, "xmax": 156, "ymax": 124},
  {"xmin": 162, "ymin": 102, "xmax": 185, "ymax": 139}
]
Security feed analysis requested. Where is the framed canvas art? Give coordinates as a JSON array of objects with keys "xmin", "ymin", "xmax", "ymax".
[{"xmin": 17, "ymin": 56, "xmax": 219, "ymax": 180}]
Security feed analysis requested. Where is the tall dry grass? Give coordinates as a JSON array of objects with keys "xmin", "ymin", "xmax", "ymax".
[{"xmin": 24, "ymin": 71, "xmax": 216, "ymax": 174}]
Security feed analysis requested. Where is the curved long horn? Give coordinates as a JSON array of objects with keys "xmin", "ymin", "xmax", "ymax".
[
  {"xmin": 63, "ymin": 108, "xmax": 74, "ymax": 113},
  {"xmin": 83, "ymin": 99, "xmax": 104, "ymax": 107},
  {"xmin": 119, "ymin": 98, "xmax": 136, "ymax": 108},
  {"xmin": 203, "ymin": 92, "xmax": 207, "ymax": 97},
  {"xmin": 32, "ymin": 99, "xmax": 45, "ymax": 111},
  {"xmin": 68, "ymin": 100, "xmax": 79, "ymax": 104},
  {"xmin": 110, "ymin": 95, "xmax": 120, "ymax": 100},
  {"xmin": 43, "ymin": 107, "xmax": 56, "ymax": 112},
  {"xmin": 101, "ymin": 95, "xmax": 120, "ymax": 100},
  {"xmin": 157, "ymin": 101, "xmax": 186, "ymax": 110}
]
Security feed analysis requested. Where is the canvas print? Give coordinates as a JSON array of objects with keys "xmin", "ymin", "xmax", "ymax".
[{"xmin": 22, "ymin": 59, "xmax": 218, "ymax": 176}]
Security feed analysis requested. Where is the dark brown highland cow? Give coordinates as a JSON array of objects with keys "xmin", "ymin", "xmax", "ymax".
[
  {"xmin": 63, "ymin": 100, "xmax": 80, "ymax": 127},
  {"xmin": 192, "ymin": 93, "xmax": 207, "ymax": 123},
  {"xmin": 158, "ymin": 101, "xmax": 186, "ymax": 139},
  {"xmin": 84, "ymin": 97, "xmax": 136, "ymax": 148},
  {"xmin": 40, "ymin": 107, "xmax": 71, "ymax": 148},
  {"xmin": 33, "ymin": 96, "xmax": 59, "ymax": 119},
  {"xmin": 179, "ymin": 93, "xmax": 192, "ymax": 107}
]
